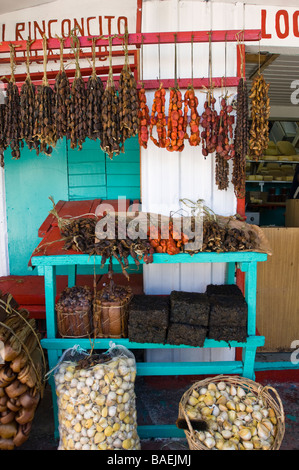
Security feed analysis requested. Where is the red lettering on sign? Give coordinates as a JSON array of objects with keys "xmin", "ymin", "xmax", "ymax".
[
  {"xmin": 74, "ymin": 18, "xmax": 84, "ymax": 36},
  {"xmin": 293, "ymin": 12, "xmax": 299, "ymax": 37},
  {"xmin": 48, "ymin": 19, "xmax": 58, "ymax": 39},
  {"xmin": 261, "ymin": 10, "xmax": 272, "ymax": 39},
  {"xmin": 117, "ymin": 16, "xmax": 128, "ymax": 35},
  {"xmin": 86, "ymin": 17, "xmax": 96, "ymax": 36},
  {"xmin": 15, "ymin": 22, "xmax": 25, "ymax": 40},
  {"xmin": 275, "ymin": 10, "xmax": 289, "ymax": 39},
  {"xmin": 61, "ymin": 19, "xmax": 71, "ymax": 38},
  {"xmin": 105, "ymin": 16, "xmax": 115, "ymax": 35},
  {"xmin": 34, "ymin": 20, "xmax": 46, "ymax": 40}
]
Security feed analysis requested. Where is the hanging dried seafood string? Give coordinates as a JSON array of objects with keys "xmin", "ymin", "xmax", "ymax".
[
  {"xmin": 232, "ymin": 35, "xmax": 249, "ymax": 199},
  {"xmin": 138, "ymin": 35, "xmax": 150, "ymax": 149},
  {"xmin": 20, "ymin": 39, "xmax": 41, "ymax": 155},
  {"xmin": 248, "ymin": 45, "xmax": 270, "ymax": 161},
  {"xmin": 0, "ymin": 102, "xmax": 7, "ymax": 167},
  {"xmin": 54, "ymin": 36, "xmax": 71, "ymax": 141},
  {"xmin": 149, "ymin": 36, "xmax": 167, "ymax": 148},
  {"xmin": 201, "ymin": 33, "xmax": 219, "ymax": 158},
  {"xmin": 215, "ymin": 38, "xmax": 235, "ymax": 190},
  {"xmin": 86, "ymin": 36, "xmax": 104, "ymax": 142},
  {"xmin": 183, "ymin": 35, "xmax": 200, "ymax": 147},
  {"xmin": 69, "ymin": 32, "xmax": 87, "ymax": 150},
  {"xmin": 100, "ymin": 35, "xmax": 122, "ymax": 159},
  {"xmin": 166, "ymin": 34, "xmax": 185, "ymax": 152},
  {"xmin": 33, "ymin": 36, "xmax": 56, "ymax": 155},
  {"xmin": 4, "ymin": 44, "xmax": 22, "ymax": 160},
  {"xmin": 119, "ymin": 29, "xmax": 139, "ymax": 145}
]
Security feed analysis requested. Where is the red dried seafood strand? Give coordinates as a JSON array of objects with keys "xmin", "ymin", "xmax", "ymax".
[
  {"xmin": 201, "ymin": 90, "xmax": 219, "ymax": 158},
  {"xmin": 184, "ymin": 86, "xmax": 200, "ymax": 147},
  {"xmin": 138, "ymin": 87, "xmax": 150, "ymax": 149},
  {"xmin": 166, "ymin": 87, "xmax": 185, "ymax": 152},
  {"xmin": 149, "ymin": 84, "xmax": 167, "ymax": 148}
]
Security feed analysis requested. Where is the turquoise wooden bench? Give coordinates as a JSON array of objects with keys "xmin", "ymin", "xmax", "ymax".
[{"xmin": 30, "ymin": 250, "xmax": 268, "ymax": 439}]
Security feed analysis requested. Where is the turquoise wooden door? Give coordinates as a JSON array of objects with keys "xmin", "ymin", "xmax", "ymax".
[{"xmin": 4, "ymin": 136, "xmax": 141, "ymax": 275}]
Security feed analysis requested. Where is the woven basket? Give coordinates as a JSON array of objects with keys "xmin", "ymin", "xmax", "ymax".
[
  {"xmin": 56, "ymin": 305, "xmax": 93, "ymax": 338},
  {"xmin": 178, "ymin": 374, "xmax": 285, "ymax": 451},
  {"xmin": 93, "ymin": 287, "xmax": 133, "ymax": 338}
]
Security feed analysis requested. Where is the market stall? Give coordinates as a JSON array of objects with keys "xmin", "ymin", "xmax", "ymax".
[{"xmin": 1, "ymin": 0, "xmax": 299, "ymax": 451}]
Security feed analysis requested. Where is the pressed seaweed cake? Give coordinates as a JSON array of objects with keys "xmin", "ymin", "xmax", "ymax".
[
  {"xmin": 166, "ymin": 322, "xmax": 207, "ymax": 347},
  {"xmin": 170, "ymin": 290, "xmax": 210, "ymax": 326}
]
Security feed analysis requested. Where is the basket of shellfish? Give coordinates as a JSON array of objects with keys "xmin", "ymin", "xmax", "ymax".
[
  {"xmin": 177, "ymin": 375, "xmax": 285, "ymax": 450},
  {"xmin": 56, "ymin": 286, "xmax": 93, "ymax": 338},
  {"xmin": 93, "ymin": 282, "xmax": 133, "ymax": 339}
]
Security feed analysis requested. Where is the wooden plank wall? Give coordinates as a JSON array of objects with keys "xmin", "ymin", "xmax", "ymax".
[{"xmin": 256, "ymin": 227, "xmax": 299, "ymax": 352}]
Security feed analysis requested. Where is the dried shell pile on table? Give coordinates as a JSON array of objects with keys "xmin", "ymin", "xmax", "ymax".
[{"xmin": 54, "ymin": 351, "xmax": 140, "ymax": 450}]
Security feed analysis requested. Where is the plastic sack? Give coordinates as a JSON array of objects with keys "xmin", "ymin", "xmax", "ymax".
[{"xmin": 54, "ymin": 343, "xmax": 140, "ymax": 450}]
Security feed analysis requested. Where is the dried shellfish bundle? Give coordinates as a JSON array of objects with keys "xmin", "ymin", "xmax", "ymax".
[
  {"xmin": 0, "ymin": 104, "xmax": 7, "ymax": 167},
  {"xmin": 54, "ymin": 345, "xmax": 141, "ymax": 450},
  {"xmin": 118, "ymin": 65, "xmax": 139, "ymax": 144}
]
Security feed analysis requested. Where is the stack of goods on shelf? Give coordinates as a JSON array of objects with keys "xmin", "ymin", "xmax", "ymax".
[
  {"xmin": 206, "ymin": 284, "xmax": 247, "ymax": 342},
  {"xmin": 54, "ymin": 344, "xmax": 140, "ymax": 450},
  {"xmin": 127, "ymin": 285, "xmax": 249, "ymax": 347},
  {"xmin": 0, "ymin": 291, "xmax": 45, "ymax": 450},
  {"xmin": 128, "ymin": 295, "xmax": 169, "ymax": 344},
  {"xmin": 166, "ymin": 291, "xmax": 209, "ymax": 347},
  {"xmin": 56, "ymin": 286, "xmax": 93, "ymax": 338}
]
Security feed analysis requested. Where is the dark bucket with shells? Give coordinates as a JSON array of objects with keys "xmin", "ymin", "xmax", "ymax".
[{"xmin": 56, "ymin": 286, "xmax": 93, "ymax": 338}]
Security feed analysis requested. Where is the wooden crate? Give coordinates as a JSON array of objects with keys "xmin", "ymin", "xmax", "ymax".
[{"xmin": 257, "ymin": 227, "xmax": 299, "ymax": 351}]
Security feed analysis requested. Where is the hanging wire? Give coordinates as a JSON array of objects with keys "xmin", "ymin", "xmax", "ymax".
[
  {"xmin": 140, "ymin": 34, "xmax": 144, "ymax": 85},
  {"xmin": 174, "ymin": 33, "xmax": 178, "ymax": 88},
  {"xmin": 157, "ymin": 34, "xmax": 161, "ymax": 83},
  {"xmin": 191, "ymin": 34, "xmax": 194, "ymax": 88}
]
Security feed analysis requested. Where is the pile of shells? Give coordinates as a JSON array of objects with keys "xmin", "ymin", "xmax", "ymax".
[
  {"xmin": 183, "ymin": 381, "xmax": 280, "ymax": 450},
  {"xmin": 54, "ymin": 353, "xmax": 140, "ymax": 450}
]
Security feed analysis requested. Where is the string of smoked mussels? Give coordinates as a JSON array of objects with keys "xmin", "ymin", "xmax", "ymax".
[
  {"xmin": 166, "ymin": 35, "xmax": 185, "ymax": 152},
  {"xmin": 149, "ymin": 36, "xmax": 167, "ymax": 148},
  {"xmin": 183, "ymin": 36, "xmax": 200, "ymax": 148},
  {"xmin": 0, "ymin": 101, "xmax": 7, "ymax": 167},
  {"xmin": 232, "ymin": 38, "xmax": 249, "ymax": 199},
  {"xmin": 215, "ymin": 38, "xmax": 235, "ymax": 190},
  {"xmin": 20, "ymin": 39, "xmax": 41, "ymax": 155},
  {"xmin": 4, "ymin": 44, "xmax": 22, "ymax": 160},
  {"xmin": 138, "ymin": 35, "xmax": 150, "ymax": 149},
  {"xmin": 201, "ymin": 34, "xmax": 219, "ymax": 158},
  {"xmin": 100, "ymin": 36, "xmax": 122, "ymax": 159},
  {"xmin": 54, "ymin": 36, "xmax": 71, "ymax": 141},
  {"xmin": 33, "ymin": 36, "xmax": 56, "ymax": 155},
  {"xmin": 69, "ymin": 32, "xmax": 87, "ymax": 150},
  {"xmin": 119, "ymin": 29, "xmax": 139, "ymax": 145},
  {"xmin": 86, "ymin": 37, "xmax": 104, "ymax": 142}
]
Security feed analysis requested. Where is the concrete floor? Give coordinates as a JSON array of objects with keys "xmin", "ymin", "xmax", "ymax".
[{"xmin": 15, "ymin": 359, "xmax": 299, "ymax": 451}]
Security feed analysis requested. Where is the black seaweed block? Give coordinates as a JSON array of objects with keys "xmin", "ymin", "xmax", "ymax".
[
  {"xmin": 128, "ymin": 295, "xmax": 169, "ymax": 329},
  {"xmin": 209, "ymin": 295, "xmax": 248, "ymax": 327},
  {"xmin": 170, "ymin": 291, "xmax": 210, "ymax": 326},
  {"xmin": 166, "ymin": 322, "xmax": 207, "ymax": 347},
  {"xmin": 128, "ymin": 324, "xmax": 167, "ymax": 344},
  {"xmin": 206, "ymin": 284, "xmax": 244, "ymax": 298},
  {"xmin": 208, "ymin": 325, "xmax": 247, "ymax": 343}
]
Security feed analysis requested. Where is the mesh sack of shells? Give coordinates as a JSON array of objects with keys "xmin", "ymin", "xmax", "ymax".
[
  {"xmin": 55, "ymin": 286, "xmax": 93, "ymax": 338},
  {"xmin": 177, "ymin": 375, "xmax": 285, "ymax": 450},
  {"xmin": 53, "ymin": 344, "xmax": 141, "ymax": 450}
]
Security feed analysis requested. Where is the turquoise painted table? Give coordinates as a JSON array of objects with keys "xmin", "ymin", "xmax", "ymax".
[{"xmin": 30, "ymin": 248, "xmax": 268, "ymax": 439}]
